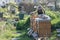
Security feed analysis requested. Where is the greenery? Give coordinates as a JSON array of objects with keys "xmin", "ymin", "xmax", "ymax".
[
  {"xmin": 46, "ymin": 10, "xmax": 60, "ymax": 40},
  {"xmin": 16, "ymin": 15, "xmax": 30, "ymax": 30},
  {"xmin": 0, "ymin": 2, "xmax": 60, "ymax": 40}
]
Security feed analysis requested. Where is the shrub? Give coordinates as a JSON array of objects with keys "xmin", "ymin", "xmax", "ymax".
[
  {"xmin": 16, "ymin": 15, "xmax": 30, "ymax": 30},
  {"xmin": 46, "ymin": 10, "xmax": 57, "ymax": 19},
  {"xmin": 51, "ymin": 18, "xmax": 60, "ymax": 31},
  {"xmin": 46, "ymin": 10, "xmax": 60, "ymax": 31}
]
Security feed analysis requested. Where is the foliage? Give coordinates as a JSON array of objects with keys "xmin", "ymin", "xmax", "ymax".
[
  {"xmin": 0, "ymin": 3, "xmax": 32, "ymax": 39},
  {"xmin": 46, "ymin": 10, "xmax": 60, "ymax": 30},
  {"xmin": 16, "ymin": 15, "xmax": 30, "ymax": 30},
  {"xmin": 46, "ymin": 10, "xmax": 60, "ymax": 40},
  {"xmin": 46, "ymin": 10, "xmax": 58, "ymax": 19},
  {"xmin": 0, "ymin": 21, "xmax": 19, "ymax": 40},
  {"xmin": 16, "ymin": 30, "xmax": 34, "ymax": 40},
  {"xmin": 0, "ymin": 8, "xmax": 7, "ymax": 12}
]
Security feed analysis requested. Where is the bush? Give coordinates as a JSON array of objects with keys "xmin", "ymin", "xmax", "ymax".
[
  {"xmin": 16, "ymin": 16, "xmax": 30, "ymax": 30},
  {"xmin": 46, "ymin": 10, "xmax": 60, "ymax": 31},
  {"xmin": 51, "ymin": 18, "xmax": 60, "ymax": 31},
  {"xmin": 46, "ymin": 10, "xmax": 57, "ymax": 19}
]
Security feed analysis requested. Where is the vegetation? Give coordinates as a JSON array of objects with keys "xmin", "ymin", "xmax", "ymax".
[
  {"xmin": 46, "ymin": 10, "xmax": 60, "ymax": 40},
  {"xmin": 0, "ymin": 2, "xmax": 60, "ymax": 40},
  {"xmin": 16, "ymin": 15, "xmax": 30, "ymax": 30}
]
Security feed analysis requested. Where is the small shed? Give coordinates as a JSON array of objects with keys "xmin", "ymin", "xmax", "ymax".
[{"xmin": 30, "ymin": 13, "xmax": 51, "ymax": 37}]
